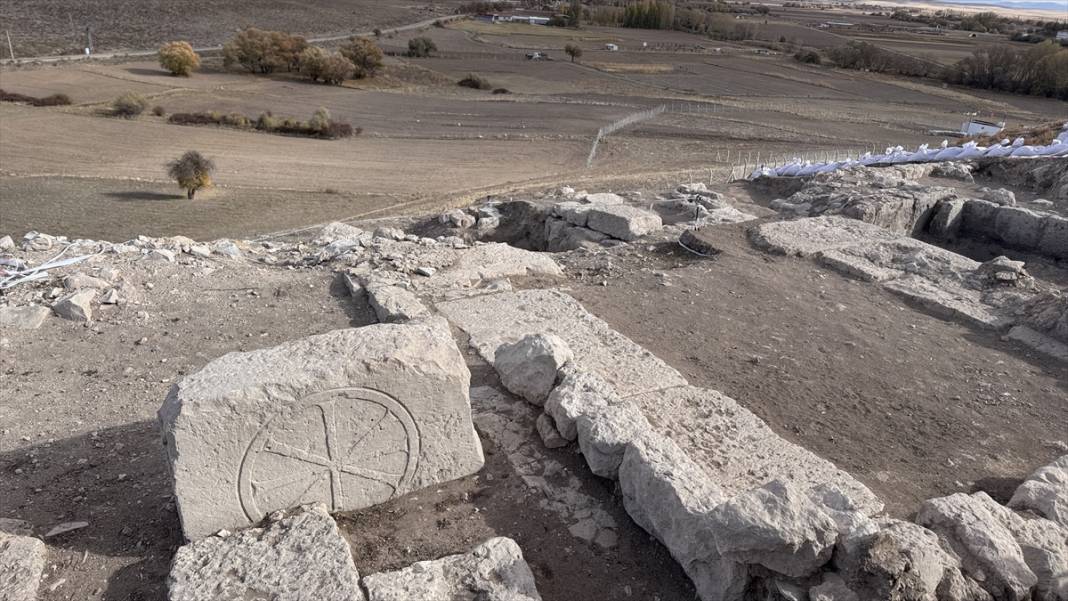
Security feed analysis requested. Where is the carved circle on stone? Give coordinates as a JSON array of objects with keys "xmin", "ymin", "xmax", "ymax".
[{"xmin": 238, "ymin": 387, "xmax": 420, "ymax": 523}]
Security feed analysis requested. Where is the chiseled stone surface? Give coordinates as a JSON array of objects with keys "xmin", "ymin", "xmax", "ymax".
[
  {"xmin": 628, "ymin": 386, "xmax": 882, "ymax": 516},
  {"xmin": 167, "ymin": 504, "xmax": 363, "ymax": 601},
  {"xmin": 709, "ymin": 479, "xmax": 839, "ymax": 578},
  {"xmin": 748, "ymin": 216, "xmax": 899, "ymax": 257},
  {"xmin": 437, "ymin": 289, "xmax": 687, "ymax": 399},
  {"xmin": 0, "ymin": 532, "xmax": 46, "ymax": 601},
  {"xmin": 362, "ymin": 537, "xmax": 542, "ymax": 601},
  {"xmin": 159, "ymin": 318, "xmax": 484, "ymax": 540}
]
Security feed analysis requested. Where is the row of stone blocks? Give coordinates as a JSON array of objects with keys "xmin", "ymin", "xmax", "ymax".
[
  {"xmin": 931, "ymin": 198, "xmax": 1068, "ymax": 260},
  {"xmin": 446, "ymin": 288, "xmax": 1068, "ymax": 601}
]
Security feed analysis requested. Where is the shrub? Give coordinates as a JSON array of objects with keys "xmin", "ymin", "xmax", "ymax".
[
  {"xmin": 339, "ymin": 37, "xmax": 383, "ymax": 78},
  {"xmin": 793, "ymin": 49, "xmax": 822, "ymax": 64},
  {"xmin": 112, "ymin": 92, "xmax": 148, "ymax": 118},
  {"xmin": 433, "ymin": 19, "xmax": 446, "ymax": 28},
  {"xmin": 309, "ymin": 107, "xmax": 331, "ymax": 133},
  {"xmin": 0, "ymin": 89, "xmax": 72, "ymax": 106},
  {"xmin": 492, "ymin": 87, "xmax": 511, "ymax": 94},
  {"xmin": 300, "ymin": 48, "xmax": 355, "ymax": 84},
  {"xmin": 407, "ymin": 37, "xmax": 437, "ymax": 58},
  {"xmin": 223, "ymin": 27, "xmax": 307, "ymax": 74},
  {"xmin": 152, "ymin": 105, "xmax": 166, "ymax": 116},
  {"xmin": 158, "ymin": 41, "xmax": 200, "ymax": 76},
  {"xmin": 458, "ymin": 74, "xmax": 491, "ymax": 90},
  {"xmin": 170, "ymin": 108, "xmax": 357, "ymax": 138},
  {"xmin": 565, "ymin": 44, "xmax": 583, "ymax": 62},
  {"xmin": 167, "ymin": 150, "xmax": 215, "ymax": 199}
]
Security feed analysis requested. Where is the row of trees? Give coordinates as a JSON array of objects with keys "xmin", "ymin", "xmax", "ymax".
[
  {"xmin": 945, "ymin": 41, "xmax": 1068, "ymax": 99},
  {"xmin": 585, "ymin": 2, "xmax": 757, "ymax": 41},
  {"xmin": 220, "ymin": 28, "xmax": 384, "ymax": 84},
  {"xmin": 803, "ymin": 39, "xmax": 1068, "ymax": 100}
]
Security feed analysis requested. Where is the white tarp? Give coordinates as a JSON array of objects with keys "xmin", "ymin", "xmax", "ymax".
[{"xmin": 750, "ymin": 123, "xmax": 1068, "ymax": 180}]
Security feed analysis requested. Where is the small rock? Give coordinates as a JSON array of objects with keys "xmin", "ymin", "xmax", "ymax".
[
  {"xmin": 983, "ymin": 187, "xmax": 1017, "ymax": 207},
  {"xmin": 52, "ymin": 290, "xmax": 96, "ymax": 322},
  {"xmin": 535, "ymin": 413, "xmax": 569, "ymax": 449},
  {"xmin": 44, "ymin": 521, "xmax": 88, "ymax": 538},
  {"xmin": 145, "ymin": 248, "xmax": 176, "ymax": 262},
  {"xmin": 493, "ymin": 333, "xmax": 573, "ymax": 405},
  {"xmin": 0, "ymin": 235, "xmax": 14, "ymax": 251},
  {"xmin": 0, "ymin": 305, "xmax": 52, "ymax": 330}
]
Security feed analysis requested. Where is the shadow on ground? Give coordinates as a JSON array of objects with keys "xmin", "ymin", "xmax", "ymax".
[
  {"xmin": 104, "ymin": 191, "xmax": 186, "ymax": 202},
  {"xmin": 0, "ymin": 420, "xmax": 181, "ymax": 600}
]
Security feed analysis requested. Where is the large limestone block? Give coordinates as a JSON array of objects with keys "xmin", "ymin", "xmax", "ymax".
[
  {"xmin": 709, "ymin": 479, "xmax": 839, "ymax": 578},
  {"xmin": 159, "ymin": 319, "xmax": 485, "ymax": 540},
  {"xmin": 882, "ymin": 276, "xmax": 1004, "ymax": 330},
  {"xmin": 0, "ymin": 532, "xmax": 46, "ymax": 601},
  {"xmin": 916, "ymin": 492, "xmax": 1037, "ymax": 601},
  {"xmin": 1009, "ymin": 455, "xmax": 1068, "ymax": 528},
  {"xmin": 437, "ymin": 290, "xmax": 687, "ymax": 399},
  {"xmin": 585, "ymin": 205, "xmax": 663, "ymax": 241},
  {"xmin": 364, "ymin": 281, "xmax": 429, "ymax": 323},
  {"xmin": 748, "ymin": 216, "xmax": 900, "ymax": 257},
  {"xmin": 627, "ymin": 386, "xmax": 882, "ymax": 516},
  {"xmin": 994, "ymin": 207, "xmax": 1046, "ymax": 250},
  {"xmin": 618, "ymin": 436, "xmax": 748, "ymax": 601},
  {"xmin": 493, "ymin": 333, "xmax": 573, "ymax": 405},
  {"xmin": 977, "ymin": 492, "xmax": 1068, "ymax": 601},
  {"xmin": 167, "ymin": 504, "xmax": 364, "ymax": 601},
  {"xmin": 362, "ymin": 537, "xmax": 542, "ymax": 601},
  {"xmin": 960, "ymin": 199, "xmax": 1000, "ymax": 239}
]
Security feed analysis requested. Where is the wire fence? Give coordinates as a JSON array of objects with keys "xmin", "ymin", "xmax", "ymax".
[{"xmin": 587, "ymin": 104, "xmax": 666, "ymax": 168}]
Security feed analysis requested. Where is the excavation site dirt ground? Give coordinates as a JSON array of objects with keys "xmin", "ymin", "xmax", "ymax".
[{"xmin": 3, "ymin": 160, "xmax": 1067, "ymax": 599}]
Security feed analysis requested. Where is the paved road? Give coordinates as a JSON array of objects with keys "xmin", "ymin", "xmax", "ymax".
[{"xmin": 0, "ymin": 14, "xmax": 464, "ymax": 65}]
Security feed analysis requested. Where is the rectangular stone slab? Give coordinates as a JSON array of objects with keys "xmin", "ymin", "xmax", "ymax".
[
  {"xmin": 167, "ymin": 504, "xmax": 364, "ymax": 601},
  {"xmin": 158, "ymin": 318, "xmax": 484, "ymax": 540},
  {"xmin": 436, "ymin": 289, "xmax": 686, "ymax": 397},
  {"xmin": 627, "ymin": 386, "xmax": 884, "ymax": 517},
  {"xmin": 748, "ymin": 216, "xmax": 901, "ymax": 257}
]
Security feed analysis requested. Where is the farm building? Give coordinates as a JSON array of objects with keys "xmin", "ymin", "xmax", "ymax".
[
  {"xmin": 509, "ymin": 15, "xmax": 550, "ymax": 25},
  {"xmin": 961, "ymin": 118, "xmax": 1005, "ymax": 136},
  {"xmin": 1057, "ymin": 30, "xmax": 1068, "ymax": 42}
]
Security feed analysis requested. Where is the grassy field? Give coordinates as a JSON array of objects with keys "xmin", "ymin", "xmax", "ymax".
[{"xmin": 1, "ymin": 14, "xmax": 1063, "ymax": 240}]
